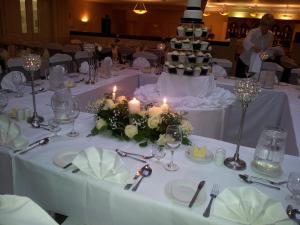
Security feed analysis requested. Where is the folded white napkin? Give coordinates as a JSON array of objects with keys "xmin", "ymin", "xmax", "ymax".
[
  {"xmin": 0, "ymin": 195, "xmax": 58, "ymax": 225},
  {"xmin": 212, "ymin": 64, "xmax": 227, "ymax": 77},
  {"xmin": 79, "ymin": 61, "xmax": 89, "ymax": 74},
  {"xmin": 72, "ymin": 146, "xmax": 130, "ymax": 184},
  {"xmin": 48, "ymin": 65, "xmax": 65, "ymax": 90},
  {"xmin": 100, "ymin": 57, "xmax": 113, "ymax": 78},
  {"xmin": 132, "ymin": 57, "xmax": 150, "ymax": 69},
  {"xmin": 0, "ymin": 115, "xmax": 28, "ymax": 150},
  {"xmin": 249, "ymin": 52, "xmax": 262, "ymax": 73},
  {"xmin": 212, "ymin": 186, "xmax": 293, "ymax": 225},
  {"xmin": 1, "ymin": 71, "xmax": 26, "ymax": 91}
]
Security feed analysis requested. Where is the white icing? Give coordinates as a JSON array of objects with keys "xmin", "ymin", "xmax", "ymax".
[
  {"xmin": 187, "ymin": 0, "xmax": 201, "ymax": 8},
  {"xmin": 183, "ymin": 10, "xmax": 203, "ymax": 19}
]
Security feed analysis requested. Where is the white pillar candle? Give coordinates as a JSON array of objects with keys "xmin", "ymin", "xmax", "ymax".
[
  {"xmin": 128, "ymin": 97, "xmax": 140, "ymax": 114},
  {"xmin": 161, "ymin": 97, "xmax": 169, "ymax": 113},
  {"xmin": 112, "ymin": 85, "xmax": 117, "ymax": 100}
]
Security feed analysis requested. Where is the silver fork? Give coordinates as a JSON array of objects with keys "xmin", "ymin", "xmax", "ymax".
[{"xmin": 203, "ymin": 184, "xmax": 219, "ymax": 218}]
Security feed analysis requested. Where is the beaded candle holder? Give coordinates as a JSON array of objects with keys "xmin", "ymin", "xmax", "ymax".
[
  {"xmin": 224, "ymin": 78, "xmax": 261, "ymax": 170},
  {"xmin": 23, "ymin": 54, "xmax": 44, "ymax": 128}
]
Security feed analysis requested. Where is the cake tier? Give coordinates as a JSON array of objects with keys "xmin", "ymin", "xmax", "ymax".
[
  {"xmin": 187, "ymin": 0, "xmax": 202, "ymax": 8},
  {"xmin": 183, "ymin": 10, "xmax": 203, "ymax": 20}
]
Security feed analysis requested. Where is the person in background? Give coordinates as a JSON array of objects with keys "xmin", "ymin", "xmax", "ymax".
[{"xmin": 235, "ymin": 14, "xmax": 274, "ymax": 78}]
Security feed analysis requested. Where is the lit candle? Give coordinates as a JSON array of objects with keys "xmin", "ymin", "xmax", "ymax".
[
  {"xmin": 112, "ymin": 85, "xmax": 117, "ymax": 100},
  {"xmin": 128, "ymin": 97, "xmax": 140, "ymax": 114},
  {"xmin": 161, "ymin": 97, "xmax": 169, "ymax": 113}
]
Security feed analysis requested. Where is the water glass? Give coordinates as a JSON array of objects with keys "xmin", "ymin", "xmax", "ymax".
[
  {"xmin": 67, "ymin": 98, "xmax": 80, "ymax": 137},
  {"xmin": 164, "ymin": 125, "xmax": 182, "ymax": 171},
  {"xmin": 287, "ymin": 172, "xmax": 300, "ymax": 205},
  {"xmin": 151, "ymin": 144, "xmax": 166, "ymax": 161},
  {"xmin": 215, "ymin": 148, "xmax": 226, "ymax": 166}
]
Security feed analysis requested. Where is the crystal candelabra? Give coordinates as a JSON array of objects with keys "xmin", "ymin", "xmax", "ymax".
[
  {"xmin": 224, "ymin": 78, "xmax": 261, "ymax": 170},
  {"xmin": 83, "ymin": 44, "xmax": 96, "ymax": 85},
  {"xmin": 23, "ymin": 54, "xmax": 43, "ymax": 128}
]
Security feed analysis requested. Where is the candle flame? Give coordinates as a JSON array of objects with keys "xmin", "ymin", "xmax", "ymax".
[
  {"xmin": 113, "ymin": 85, "xmax": 117, "ymax": 92},
  {"xmin": 163, "ymin": 98, "xmax": 167, "ymax": 104},
  {"xmin": 133, "ymin": 97, "xmax": 136, "ymax": 101}
]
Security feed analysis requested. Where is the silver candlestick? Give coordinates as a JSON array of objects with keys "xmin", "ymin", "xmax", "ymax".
[
  {"xmin": 23, "ymin": 54, "xmax": 43, "ymax": 128},
  {"xmin": 224, "ymin": 78, "xmax": 261, "ymax": 170}
]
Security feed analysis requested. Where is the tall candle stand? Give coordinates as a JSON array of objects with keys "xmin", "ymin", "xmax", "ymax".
[
  {"xmin": 224, "ymin": 78, "xmax": 261, "ymax": 170},
  {"xmin": 23, "ymin": 54, "xmax": 44, "ymax": 128}
]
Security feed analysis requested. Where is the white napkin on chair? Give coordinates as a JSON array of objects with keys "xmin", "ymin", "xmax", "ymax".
[
  {"xmin": 1, "ymin": 71, "xmax": 26, "ymax": 91},
  {"xmin": 72, "ymin": 146, "xmax": 130, "ymax": 184},
  {"xmin": 0, "ymin": 195, "xmax": 58, "ymax": 225},
  {"xmin": 249, "ymin": 53, "xmax": 262, "ymax": 73},
  {"xmin": 0, "ymin": 115, "xmax": 28, "ymax": 150},
  {"xmin": 212, "ymin": 186, "xmax": 293, "ymax": 225},
  {"xmin": 132, "ymin": 57, "xmax": 150, "ymax": 69},
  {"xmin": 79, "ymin": 61, "xmax": 89, "ymax": 74}
]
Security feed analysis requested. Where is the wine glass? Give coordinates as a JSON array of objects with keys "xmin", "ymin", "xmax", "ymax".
[
  {"xmin": 164, "ymin": 125, "xmax": 182, "ymax": 171},
  {"xmin": 0, "ymin": 92, "xmax": 8, "ymax": 113},
  {"xmin": 67, "ymin": 98, "xmax": 80, "ymax": 137},
  {"xmin": 286, "ymin": 172, "xmax": 300, "ymax": 205},
  {"xmin": 12, "ymin": 72, "xmax": 24, "ymax": 97},
  {"xmin": 151, "ymin": 144, "xmax": 166, "ymax": 161}
]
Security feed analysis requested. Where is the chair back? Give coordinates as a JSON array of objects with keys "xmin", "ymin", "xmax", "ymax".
[
  {"xmin": 132, "ymin": 57, "xmax": 150, "ymax": 68},
  {"xmin": 7, "ymin": 57, "xmax": 23, "ymax": 68},
  {"xmin": 49, "ymin": 53, "xmax": 74, "ymax": 72},
  {"xmin": 133, "ymin": 51, "xmax": 158, "ymax": 66},
  {"xmin": 74, "ymin": 51, "xmax": 93, "ymax": 72}
]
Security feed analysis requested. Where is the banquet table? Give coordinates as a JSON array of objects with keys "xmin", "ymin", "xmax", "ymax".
[{"xmin": 1, "ymin": 69, "xmax": 300, "ymax": 225}]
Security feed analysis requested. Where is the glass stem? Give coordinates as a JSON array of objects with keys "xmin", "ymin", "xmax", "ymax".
[
  {"xmin": 71, "ymin": 120, "xmax": 75, "ymax": 133},
  {"xmin": 170, "ymin": 150, "xmax": 174, "ymax": 167}
]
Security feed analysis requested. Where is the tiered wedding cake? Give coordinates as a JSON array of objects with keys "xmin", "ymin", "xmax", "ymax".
[{"xmin": 163, "ymin": 0, "xmax": 212, "ymax": 77}]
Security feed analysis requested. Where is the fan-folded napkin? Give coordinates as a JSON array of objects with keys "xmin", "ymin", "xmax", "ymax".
[
  {"xmin": 0, "ymin": 195, "xmax": 58, "ymax": 225},
  {"xmin": 72, "ymin": 146, "xmax": 129, "ymax": 184},
  {"xmin": 1, "ymin": 71, "xmax": 26, "ymax": 91},
  {"xmin": 79, "ymin": 61, "xmax": 89, "ymax": 74},
  {"xmin": 0, "ymin": 115, "xmax": 28, "ymax": 150},
  {"xmin": 212, "ymin": 186, "xmax": 293, "ymax": 225}
]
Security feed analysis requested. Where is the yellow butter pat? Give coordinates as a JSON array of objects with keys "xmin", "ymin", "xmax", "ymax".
[{"xmin": 192, "ymin": 145, "xmax": 207, "ymax": 158}]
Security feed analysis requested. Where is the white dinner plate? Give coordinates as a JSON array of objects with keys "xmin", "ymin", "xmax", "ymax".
[
  {"xmin": 53, "ymin": 150, "xmax": 80, "ymax": 168},
  {"xmin": 165, "ymin": 179, "xmax": 206, "ymax": 206},
  {"xmin": 185, "ymin": 148, "xmax": 214, "ymax": 163}
]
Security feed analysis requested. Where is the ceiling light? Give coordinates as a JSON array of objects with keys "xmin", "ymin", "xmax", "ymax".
[{"xmin": 133, "ymin": 1, "xmax": 148, "ymax": 15}]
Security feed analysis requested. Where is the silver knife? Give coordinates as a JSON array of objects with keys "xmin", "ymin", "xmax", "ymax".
[
  {"xmin": 18, "ymin": 137, "xmax": 50, "ymax": 155},
  {"xmin": 189, "ymin": 181, "xmax": 205, "ymax": 208}
]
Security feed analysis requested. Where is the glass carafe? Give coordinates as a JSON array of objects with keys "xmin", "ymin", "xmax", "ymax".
[
  {"xmin": 251, "ymin": 128, "xmax": 287, "ymax": 177},
  {"xmin": 51, "ymin": 88, "xmax": 73, "ymax": 124}
]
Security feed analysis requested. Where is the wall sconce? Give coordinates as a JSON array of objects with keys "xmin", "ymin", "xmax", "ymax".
[
  {"xmin": 133, "ymin": 1, "xmax": 148, "ymax": 15},
  {"xmin": 81, "ymin": 16, "xmax": 89, "ymax": 23},
  {"xmin": 249, "ymin": 5, "xmax": 258, "ymax": 17}
]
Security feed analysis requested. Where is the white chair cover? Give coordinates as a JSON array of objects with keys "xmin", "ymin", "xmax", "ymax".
[
  {"xmin": 0, "ymin": 195, "xmax": 59, "ymax": 225},
  {"xmin": 261, "ymin": 62, "xmax": 284, "ymax": 72},
  {"xmin": 133, "ymin": 51, "xmax": 158, "ymax": 66},
  {"xmin": 132, "ymin": 57, "xmax": 150, "ymax": 68},
  {"xmin": 49, "ymin": 53, "xmax": 72, "ymax": 64},
  {"xmin": 212, "ymin": 64, "xmax": 227, "ymax": 77},
  {"xmin": 1, "ymin": 71, "xmax": 26, "ymax": 90},
  {"xmin": 7, "ymin": 57, "xmax": 24, "ymax": 68},
  {"xmin": 75, "ymin": 51, "xmax": 92, "ymax": 60}
]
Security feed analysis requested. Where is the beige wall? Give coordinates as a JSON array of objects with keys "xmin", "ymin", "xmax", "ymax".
[{"xmin": 203, "ymin": 13, "xmax": 228, "ymax": 41}]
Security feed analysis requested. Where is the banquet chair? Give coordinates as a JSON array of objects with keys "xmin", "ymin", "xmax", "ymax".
[
  {"xmin": 74, "ymin": 51, "xmax": 93, "ymax": 72},
  {"xmin": 132, "ymin": 57, "xmax": 151, "ymax": 68},
  {"xmin": 118, "ymin": 47, "xmax": 135, "ymax": 64},
  {"xmin": 133, "ymin": 51, "xmax": 158, "ymax": 66},
  {"xmin": 62, "ymin": 44, "xmax": 81, "ymax": 57},
  {"xmin": 290, "ymin": 68, "xmax": 300, "ymax": 85},
  {"xmin": 49, "ymin": 53, "xmax": 74, "ymax": 73},
  {"xmin": 0, "ymin": 195, "xmax": 59, "ymax": 225},
  {"xmin": 212, "ymin": 58, "xmax": 233, "ymax": 76},
  {"xmin": 6, "ymin": 57, "xmax": 35, "ymax": 80},
  {"xmin": 260, "ymin": 62, "xmax": 284, "ymax": 82}
]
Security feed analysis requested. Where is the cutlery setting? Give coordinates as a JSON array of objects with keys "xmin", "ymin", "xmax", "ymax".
[
  {"xmin": 240, "ymin": 174, "xmax": 287, "ymax": 186},
  {"xmin": 188, "ymin": 180, "xmax": 205, "ymax": 208},
  {"xmin": 203, "ymin": 184, "xmax": 219, "ymax": 217},
  {"xmin": 239, "ymin": 174, "xmax": 281, "ymax": 190},
  {"xmin": 15, "ymin": 137, "xmax": 50, "ymax": 155},
  {"xmin": 124, "ymin": 164, "xmax": 152, "ymax": 191},
  {"xmin": 115, "ymin": 149, "xmax": 149, "ymax": 163}
]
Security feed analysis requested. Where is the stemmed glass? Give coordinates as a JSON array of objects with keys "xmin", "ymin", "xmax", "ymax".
[
  {"xmin": 164, "ymin": 125, "xmax": 182, "ymax": 171},
  {"xmin": 286, "ymin": 172, "xmax": 300, "ymax": 205},
  {"xmin": 67, "ymin": 98, "xmax": 80, "ymax": 137},
  {"xmin": 0, "ymin": 92, "xmax": 8, "ymax": 113},
  {"xmin": 12, "ymin": 72, "xmax": 24, "ymax": 97}
]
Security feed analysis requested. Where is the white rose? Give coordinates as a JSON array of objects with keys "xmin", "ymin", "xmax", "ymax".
[
  {"xmin": 181, "ymin": 120, "xmax": 193, "ymax": 135},
  {"xmin": 138, "ymin": 110, "xmax": 147, "ymax": 117},
  {"xmin": 147, "ymin": 115, "xmax": 161, "ymax": 129},
  {"xmin": 104, "ymin": 99, "xmax": 115, "ymax": 109},
  {"xmin": 96, "ymin": 118, "xmax": 107, "ymax": 130},
  {"xmin": 148, "ymin": 106, "xmax": 162, "ymax": 117},
  {"xmin": 124, "ymin": 125, "xmax": 138, "ymax": 139},
  {"xmin": 156, "ymin": 134, "xmax": 167, "ymax": 146}
]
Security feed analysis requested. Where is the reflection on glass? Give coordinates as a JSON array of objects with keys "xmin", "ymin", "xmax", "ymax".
[
  {"xmin": 32, "ymin": 0, "xmax": 39, "ymax": 33},
  {"xmin": 19, "ymin": 0, "xmax": 27, "ymax": 33}
]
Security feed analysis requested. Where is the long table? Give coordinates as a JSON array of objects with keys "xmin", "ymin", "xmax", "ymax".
[{"xmin": 1, "ymin": 69, "xmax": 299, "ymax": 224}]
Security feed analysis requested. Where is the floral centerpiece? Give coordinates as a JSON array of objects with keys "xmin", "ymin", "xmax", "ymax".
[{"xmin": 89, "ymin": 96, "xmax": 192, "ymax": 147}]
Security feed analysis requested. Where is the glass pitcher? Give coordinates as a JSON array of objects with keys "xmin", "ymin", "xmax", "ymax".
[
  {"xmin": 51, "ymin": 88, "xmax": 73, "ymax": 124},
  {"xmin": 251, "ymin": 128, "xmax": 287, "ymax": 177}
]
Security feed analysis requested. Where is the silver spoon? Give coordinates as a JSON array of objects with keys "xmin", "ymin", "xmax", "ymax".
[
  {"xmin": 115, "ymin": 149, "xmax": 147, "ymax": 163},
  {"xmin": 239, "ymin": 174, "xmax": 280, "ymax": 190},
  {"xmin": 132, "ymin": 165, "xmax": 152, "ymax": 191},
  {"xmin": 18, "ymin": 137, "xmax": 50, "ymax": 155},
  {"xmin": 287, "ymin": 205, "xmax": 300, "ymax": 222}
]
